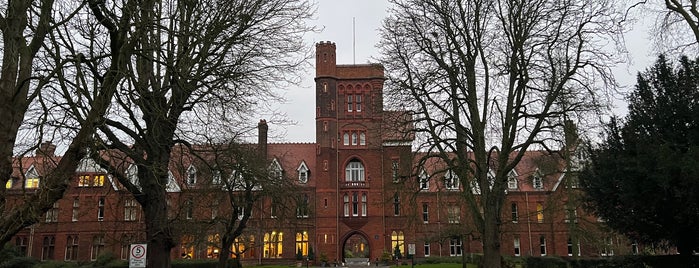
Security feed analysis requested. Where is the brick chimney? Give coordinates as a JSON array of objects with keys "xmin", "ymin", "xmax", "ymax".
[
  {"xmin": 36, "ymin": 142, "xmax": 56, "ymax": 157},
  {"xmin": 258, "ymin": 119, "xmax": 268, "ymax": 159}
]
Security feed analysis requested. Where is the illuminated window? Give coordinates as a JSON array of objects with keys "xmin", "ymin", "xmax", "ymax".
[
  {"xmin": 536, "ymin": 203, "xmax": 544, "ymax": 223},
  {"xmin": 345, "ymin": 160, "xmax": 365, "ymax": 182},
  {"xmin": 25, "ymin": 177, "xmax": 39, "ymax": 189},
  {"xmin": 180, "ymin": 235, "xmax": 194, "ymax": 259},
  {"xmin": 207, "ymin": 234, "xmax": 221, "ymax": 259},
  {"xmin": 93, "ymin": 175, "xmax": 105, "ymax": 186},
  {"xmin": 72, "ymin": 198, "xmax": 79, "ymax": 222},
  {"xmin": 449, "ymin": 238, "xmax": 462, "ymax": 256},
  {"xmin": 295, "ymin": 231, "xmax": 309, "ymax": 256},
  {"xmin": 45, "ymin": 202, "xmax": 59, "ymax": 223},
  {"xmin": 91, "ymin": 235, "xmax": 105, "ymax": 260},
  {"xmin": 5, "ymin": 179, "xmax": 11, "ymax": 189},
  {"xmin": 390, "ymin": 231, "xmax": 404, "ymax": 257},
  {"xmin": 65, "ymin": 235, "xmax": 78, "ymax": 261},
  {"xmin": 263, "ymin": 231, "xmax": 283, "ymax": 258},
  {"xmin": 124, "ymin": 199, "xmax": 138, "ymax": 221},
  {"xmin": 78, "ymin": 175, "xmax": 90, "ymax": 187}
]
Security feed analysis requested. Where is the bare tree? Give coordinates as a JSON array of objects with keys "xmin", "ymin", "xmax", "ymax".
[
  {"xmin": 379, "ymin": 0, "xmax": 623, "ymax": 267},
  {"xmin": 0, "ymin": 0, "xmax": 129, "ymax": 247},
  {"xmin": 79, "ymin": 0, "xmax": 314, "ymax": 266}
]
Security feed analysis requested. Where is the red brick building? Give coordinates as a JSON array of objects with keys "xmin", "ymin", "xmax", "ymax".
[{"xmin": 4, "ymin": 41, "xmax": 635, "ymax": 264}]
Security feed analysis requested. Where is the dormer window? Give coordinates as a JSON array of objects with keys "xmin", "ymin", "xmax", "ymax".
[
  {"xmin": 126, "ymin": 165, "xmax": 140, "ymax": 190},
  {"xmin": 445, "ymin": 170, "xmax": 459, "ymax": 190},
  {"xmin": 270, "ymin": 159, "xmax": 283, "ymax": 180},
  {"xmin": 507, "ymin": 170, "xmax": 518, "ymax": 190},
  {"xmin": 533, "ymin": 173, "xmax": 543, "ymax": 189},
  {"xmin": 418, "ymin": 168, "xmax": 429, "ymax": 190},
  {"xmin": 186, "ymin": 166, "xmax": 197, "ymax": 185},
  {"xmin": 297, "ymin": 161, "xmax": 310, "ymax": 184},
  {"xmin": 24, "ymin": 166, "xmax": 40, "ymax": 189},
  {"xmin": 212, "ymin": 170, "xmax": 222, "ymax": 185},
  {"xmin": 5, "ymin": 179, "xmax": 12, "ymax": 189}
]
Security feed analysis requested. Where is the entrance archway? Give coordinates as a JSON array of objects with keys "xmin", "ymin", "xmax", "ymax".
[{"xmin": 342, "ymin": 232, "xmax": 370, "ymax": 259}]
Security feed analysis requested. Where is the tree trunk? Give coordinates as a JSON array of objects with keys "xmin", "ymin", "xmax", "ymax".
[
  {"xmin": 482, "ymin": 204, "xmax": 502, "ymax": 268},
  {"xmin": 141, "ymin": 167, "xmax": 175, "ymax": 268}
]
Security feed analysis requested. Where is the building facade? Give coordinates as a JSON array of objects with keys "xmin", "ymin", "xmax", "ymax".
[{"xmin": 5, "ymin": 42, "xmax": 635, "ymax": 264}]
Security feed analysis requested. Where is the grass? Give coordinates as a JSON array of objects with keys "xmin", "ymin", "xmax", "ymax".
[{"xmin": 391, "ymin": 264, "xmax": 477, "ymax": 268}]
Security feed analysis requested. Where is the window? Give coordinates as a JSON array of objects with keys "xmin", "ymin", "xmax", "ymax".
[
  {"xmin": 91, "ymin": 235, "xmax": 105, "ymax": 260},
  {"xmin": 270, "ymin": 160, "xmax": 283, "ymax": 180},
  {"xmin": 125, "ymin": 199, "xmax": 138, "ymax": 221},
  {"xmin": 351, "ymin": 132, "xmax": 358, "ymax": 145},
  {"xmin": 361, "ymin": 193, "xmax": 367, "ymax": 216},
  {"xmin": 422, "ymin": 203, "xmax": 429, "ymax": 223},
  {"xmin": 352, "ymin": 192, "xmax": 359, "ymax": 216},
  {"xmin": 567, "ymin": 238, "xmax": 573, "ymax": 256},
  {"xmin": 445, "ymin": 170, "xmax": 459, "ymax": 190},
  {"xmin": 359, "ymin": 132, "xmax": 366, "ymax": 145},
  {"xmin": 263, "ymin": 231, "xmax": 283, "ymax": 258},
  {"xmin": 449, "ymin": 238, "xmax": 462, "ymax": 256},
  {"xmin": 42, "ymin": 236, "xmax": 55, "ymax": 260},
  {"xmin": 212, "ymin": 170, "xmax": 222, "ymax": 185},
  {"xmin": 418, "ymin": 169, "xmax": 429, "ymax": 190},
  {"xmin": 536, "ymin": 203, "xmax": 544, "ymax": 223},
  {"xmin": 46, "ymin": 202, "xmax": 59, "ymax": 223},
  {"xmin": 15, "ymin": 236, "xmax": 28, "ymax": 256},
  {"xmin": 345, "ymin": 160, "xmax": 365, "ymax": 182},
  {"xmin": 93, "ymin": 175, "xmax": 105, "ymax": 186},
  {"xmin": 391, "ymin": 160, "xmax": 399, "ymax": 183},
  {"xmin": 295, "ymin": 231, "xmax": 309, "ymax": 257},
  {"xmin": 391, "ymin": 231, "xmax": 404, "ymax": 257},
  {"xmin": 270, "ymin": 200, "xmax": 278, "ymax": 218},
  {"xmin": 97, "ymin": 197, "xmax": 105, "ymax": 221},
  {"xmin": 343, "ymin": 194, "xmax": 349, "ymax": 217},
  {"xmin": 323, "ymin": 82, "xmax": 328, "ymax": 93},
  {"xmin": 5, "ymin": 178, "xmax": 11, "ymax": 189},
  {"xmin": 539, "ymin": 235, "xmax": 547, "ymax": 256},
  {"xmin": 508, "ymin": 175, "xmax": 518, "ymax": 189},
  {"xmin": 514, "ymin": 236, "xmax": 521, "ymax": 256},
  {"xmin": 356, "ymin": 95, "xmax": 362, "ymax": 112},
  {"xmin": 185, "ymin": 198, "xmax": 194, "ymax": 220},
  {"xmin": 347, "ymin": 95, "xmax": 353, "ymax": 112},
  {"xmin": 79, "ymin": 175, "xmax": 91, "ymax": 187},
  {"xmin": 343, "ymin": 133, "xmax": 350, "ymax": 145},
  {"xmin": 297, "ymin": 194, "xmax": 309, "ymax": 218},
  {"xmin": 565, "ymin": 203, "xmax": 578, "ymax": 223},
  {"xmin": 298, "ymin": 168, "xmax": 308, "ymax": 184},
  {"xmin": 393, "ymin": 193, "xmax": 400, "ymax": 216},
  {"xmin": 25, "ymin": 177, "xmax": 39, "ymax": 188},
  {"xmin": 601, "ymin": 237, "xmax": 614, "ymax": 256},
  {"xmin": 448, "ymin": 205, "xmax": 460, "ymax": 223},
  {"xmin": 424, "ymin": 242, "xmax": 430, "ymax": 257},
  {"xmin": 511, "ymin": 203, "xmax": 518, "ymax": 223},
  {"xmin": 187, "ymin": 166, "xmax": 197, "ymax": 185},
  {"xmin": 631, "ymin": 241, "xmax": 638, "ymax": 255},
  {"xmin": 533, "ymin": 175, "xmax": 543, "ymax": 189},
  {"xmin": 207, "ymin": 234, "xmax": 220, "ymax": 259},
  {"xmin": 72, "ymin": 198, "xmax": 79, "ymax": 222},
  {"xmin": 120, "ymin": 234, "xmax": 134, "ymax": 260},
  {"xmin": 180, "ymin": 235, "xmax": 194, "ymax": 259},
  {"xmin": 65, "ymin": 235, "xmax": 78, "ymax": 261}
]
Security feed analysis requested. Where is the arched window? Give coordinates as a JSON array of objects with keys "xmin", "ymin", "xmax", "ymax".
[
  {"xmin": 391, "ymin": 231, "xmax": 405, "ymax": 257},
  {"xmin": 351, "ymin": 132, "xmax": 358, "ymax": 145},
  {"xmin": 345, "ymin": 160, "xmax": 365, "ymax": 182},
  {"xmin": 359, "ymin": 132, "xmax": 366, "ymax": 145},
  {"xmin": 343, "ymin": 133, "xmax": 350, "ymax": 145}
]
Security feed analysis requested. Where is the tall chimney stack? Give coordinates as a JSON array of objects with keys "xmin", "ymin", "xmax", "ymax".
[
  {"xmin": 258, "ymin": 119, "xmax": 268, "ymax": 160},
  {"xmin": 36, "ymin": 142, "xmax": 56, "ymax": 157}
]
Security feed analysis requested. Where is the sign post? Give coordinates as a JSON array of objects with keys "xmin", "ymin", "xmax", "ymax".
[
  {"xmin": 129, "ymin": 244, "xmax": 147, "ymax": 268},
  {"xmin": 408, "ymin": 243, "xmax": 415, "ymax": 268}
]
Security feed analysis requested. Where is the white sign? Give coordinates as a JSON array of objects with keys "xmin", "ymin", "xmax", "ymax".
[
  {"xmin": 129, "ymin": 244, "xmax": 147, "ymax": 268},
  {"xmin": 408, "ymin": 243, "xmax": 415, "ymax": 255}
]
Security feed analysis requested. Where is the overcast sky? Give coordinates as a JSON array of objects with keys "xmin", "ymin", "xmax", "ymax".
[{"xmin": 273, "ymin": 0, "xmax": 656, "ymax": 143}]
